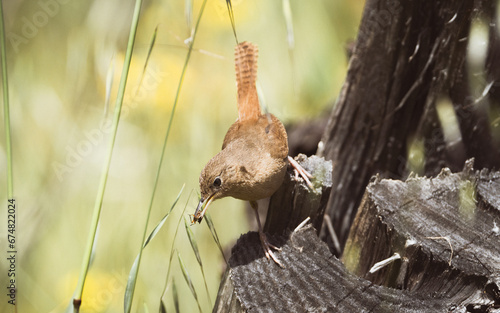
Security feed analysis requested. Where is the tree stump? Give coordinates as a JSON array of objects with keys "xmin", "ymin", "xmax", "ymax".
[
  {"xmin": 319, "ymin": 0, "xmax": 500, "ymax": 252},
  {"xmin": 264, "ymin": 154, "xmax": 333, "ymax": 236},
  {"xmin": 213, "ymin": 160, "xmax": 500, "ymax": 312},
  {"xmin": 214, "ymin": 226, "xmax": 459, "ymax": 313},
  {"xmin": 343, "ymin": 161, "xmax": 500, "ymax": 310},
  {"xmin": 212, "ymin": 0, "xmax": 500, "ymax": 311}
]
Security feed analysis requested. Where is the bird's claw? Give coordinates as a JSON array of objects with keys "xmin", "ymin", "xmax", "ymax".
[{"xmin": 259, "ymin": 231, "xmax": 284, "ymax": 268}]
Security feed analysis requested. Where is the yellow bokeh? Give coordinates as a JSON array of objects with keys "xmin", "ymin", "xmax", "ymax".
[{"xmin": 0, "ymin": 1, "xmax": 363, "ymax": 312}]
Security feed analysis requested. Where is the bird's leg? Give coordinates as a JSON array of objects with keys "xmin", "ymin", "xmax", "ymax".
[
  {"xmin": 288, "ymin": 156, "xmax": 314, "ymax": 189},
  {"xmin": 249, "ymin": 200, "xmax": 284, "ymax": 268}
]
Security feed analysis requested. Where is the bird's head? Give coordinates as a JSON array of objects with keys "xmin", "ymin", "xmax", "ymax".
[{"xmin": 193, "ymin": 149, "xmax": 244, "ymax": 224}]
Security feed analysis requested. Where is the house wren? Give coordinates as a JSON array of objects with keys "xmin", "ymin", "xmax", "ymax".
[{"xmin": 193, "ymin": 41, "xmax": 311, "ymax": 267}]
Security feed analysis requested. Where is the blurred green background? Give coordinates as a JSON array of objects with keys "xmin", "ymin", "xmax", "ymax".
[{"xmin": 0, "ymin": 0, "xmax": 362, "ymax": 312}]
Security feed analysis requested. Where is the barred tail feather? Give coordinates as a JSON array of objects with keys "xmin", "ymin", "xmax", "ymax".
[{"xmin": 235, "ymin": 41, "xmax": 261, "ymax": 121}]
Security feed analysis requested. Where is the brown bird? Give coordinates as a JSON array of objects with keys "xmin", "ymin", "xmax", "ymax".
[{"xmin": 193, "ymin": 41, "xmax": 312, "ymax": 267}]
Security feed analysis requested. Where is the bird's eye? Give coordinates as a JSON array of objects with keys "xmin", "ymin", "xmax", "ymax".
[{"xmin": 213, "ymin": 176, "xmax": 222, "ymax": 187}]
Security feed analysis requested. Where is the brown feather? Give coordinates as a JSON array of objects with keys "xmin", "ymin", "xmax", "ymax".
[
  {"xmin": 235, "ymin": 41, "xmax": 261, "ymax": 121},
  {"xmin": 196, "ymin": 41, "xmax": 293, "ymax": 266}
]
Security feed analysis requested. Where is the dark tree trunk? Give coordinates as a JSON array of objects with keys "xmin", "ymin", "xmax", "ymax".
[
  {"xmin": 343, "ymin": 161, "xmax": 500, "ymax": 308},
  {"xmin": 319, "ymin": 0, "xmax": 500, "ymax": 252},
  {"xmin": 212, "ymin": 0, "xmax": 500, "ymax": 312}
]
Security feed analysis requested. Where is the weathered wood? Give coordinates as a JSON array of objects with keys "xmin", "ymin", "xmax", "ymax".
[
  {"xmin": 213, "ymin": 269, "xmax": 245, "ymax": 313},
  {"xmin": 212, "ymin": 158, "xmax": 500, "ymax": 312},
  {"xmin": 214, "ymin": 155, "xmax": 333, "ymax": 312},
  {"xmin": 343, "ymin": 162, "xmax": 500, "ymax": 310},
  {"xmin": 212, "ymin": 0, "xmax": 500, "ymax": 310},
  {"xmin": 213, "ymin": 225, "xmax": 471, "ymax": 313},
  {"xmin": 319, "ymin": 0, "xmax": 500, "ymax": 252},
  {"xmin": 264, "ymin": 155, "xmax": 332, "ymax": 235}
]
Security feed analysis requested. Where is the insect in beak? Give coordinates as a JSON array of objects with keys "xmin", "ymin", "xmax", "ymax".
[{"xmin": 192, "ymin": 195, "xmax": 214, "ymax": 224}]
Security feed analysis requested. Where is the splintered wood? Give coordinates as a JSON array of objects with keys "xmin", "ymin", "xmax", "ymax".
[{"xmin": 344, "ymin": 166, "xmax": 500, "ymax": 308}]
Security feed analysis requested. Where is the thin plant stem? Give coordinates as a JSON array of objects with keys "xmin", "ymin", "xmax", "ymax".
[
  {"xmin": 130, "ymin": 0, "xmax": 208, "ymax": 310},
  {"xmin": 159, "ymin": 192, "xmax": 192, "ymax": 311},
  {"xmin": 72, "ymin": 0, "xmax": 143, "ymax": 310},
  {"xmin": 0, "ymin": 1, "xmax": 13, "ymax": 199},
  {"xmin": 184, "ymin": 218, "xmax": 212, "ymax": 305},
  {"xmin": 124, "ymin": 186, "xmax": 184, "ymax": 313},
  {"xmin": 226, "ymin": 0, "xmax": 238, "ymax": 44}
]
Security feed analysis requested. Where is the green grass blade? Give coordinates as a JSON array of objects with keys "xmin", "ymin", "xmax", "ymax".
[
  {"xmin": 145, "ymin": 185, "xmax": 184, "ymax": 247},
  {"xmin": 185, "ymin": 0, "xmax": 193, "ymax": 35},
  {"xmin": 177, "ymin": 251, "xmax": 203, "ymax": 313},
  {"xmin": 123, "ymin": 25, "xmax": 162, "ymax": 313},
  {"xmin": 159, "ymin": 300, "xmax": 167, "ymax": 313},
  {"xmin": 172, "ymin": 277, "xmax": 179, "ymax": 313},
  {"xmin": 124, "ymin": 254, "xmax": 140, "ymax": 311},
  {"xmin": 124, "ymin": 185, "xmax": 184, "ymax": 313},
  {"xmin": 153, "ymin": 0, "xmax": 208, "ymax": 305},
  {"xmin": 158, "ymin": 191, "xmax": 193, "ymax": 312},
  {"xmin": 136, "ymin": 26, "xmax": 158, "ymax": 94},
  {"xmin": 199, "ymin": 260, "xmax": 211, "ymax": 306},
  {"xmin": 184, "ymin": 218, "xmax": 203, "ymax": 266},
  {"xmin": 162, "ymin": 0, "xmax": 208, "ymax": 156},
  {"xmin": 72, "ymin": 0, "xmax": 144, "ymax": 310},
  {"xmin": 204, "ymin": 214, "xmax": 227, "ymax": 264},
  {"xmin": 0, "ymin": 1, "xmax": 13, "ymax": 198},
  {"xmin": 226, "ymin": 0, "xmax": 238, "ymax": 44},
  {"xmin": 184, "ymin": 218, "xmax": 212, "ymax": 305}
]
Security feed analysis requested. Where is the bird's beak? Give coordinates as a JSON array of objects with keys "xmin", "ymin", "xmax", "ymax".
[{"xmin": 192, "ymin": 194, "xmax": 214, "ymax": 224}]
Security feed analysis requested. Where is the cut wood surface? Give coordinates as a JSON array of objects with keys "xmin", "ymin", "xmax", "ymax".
[
  {"xmin": 214, "ymin": 226, "xmax": 457, "ymax": 313},
  {"xmin": 343, "ymin": 161, "xmax": 500, "ymax": 310},
  {"xmin": 212, "ymin": 0, "xmax": 500, "ymax": 311},
  {"xmin": 319, "ymin": 0, "xmax": 500, "ymax": 252},
  {"xmin": 214, "ymin": 160, "xmax": 500, "ymax": 312},
  {"xmin": 264, "ymin": 154, "xmax": 332, "ymax": 236}
]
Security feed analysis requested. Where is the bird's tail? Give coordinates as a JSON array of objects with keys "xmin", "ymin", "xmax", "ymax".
[{"xmin": 235, "ymin": 41, "xmax": 260, "ymax": 121}]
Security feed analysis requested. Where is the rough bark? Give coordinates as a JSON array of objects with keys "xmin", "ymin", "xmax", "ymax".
[
  {"xmin": 214, "ymin": 163, "xmax": 500, "ymax": 313},
  {"xmin": 214, "ymin": 226, "xmax": 457, "ymax": 313},
  {"xmin": 319, "ymin": 0, "xmax": 500, "ymax": 252},
  {"xmin": 212, "ymin": 0, "xmax": 500, "ymax": 311},
  {"xmin": 264, "ymin": 155, "xmax": 332, "ymax": 236},
  {"xmin": 343, "ymin": 161, "xmax": 500, "ymax": 310}
]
